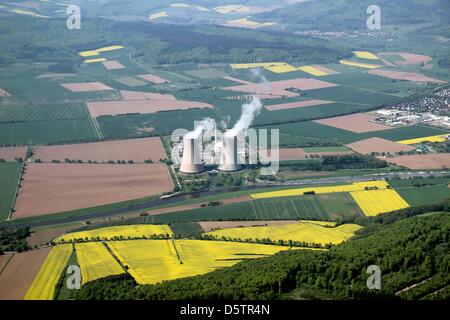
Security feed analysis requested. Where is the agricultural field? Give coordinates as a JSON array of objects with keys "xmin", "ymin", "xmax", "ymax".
[
  {"xmin": 386, "ymin": 154, "xmax": 450, "ymax": 170},
  {"xmin": 32, "ymin": 137, "xmax": 167, "ymax": 163},
  {"xmin": 0, "ymin": 162, "xmax": 22, "ymax": 221},
  {"xmin": 397, "ymin": 134, "xmax": 449, "ymax": 145},
  {"xmin": 108, "ymin": 239, "xmax": 292, "ymax": 285},
  {"xmin": 24, "ymin": 245, "xmax": 72, "ymax": 300},
  {"xmin": 0, "ymin": 146, "xmax": 27, "ymax": 161},
  {"xmin": 13, "ymin": 163, "xmax": 173, "ymax": 219},
  {"xmin": 151, "ymin": 192, "xmax": 364, "ymax": 223},
  {"xmin": 0, "ymin": 119, "xmax": 98, "ymax": 145},
  {"xmin": 57, "ymin": 225, "xmax": 173, "ymax": 242},
  {"xmin": 350, "ymin": 189, "xmax": 410, "ymax": 216},
  {"xmin": 388, "ymin": 178, "xmax": 450, "ymax": 206},
  {"xmin": 0, "ymin": 248, "xmax": 51, "ymax": 300},
  {"xmin": 75, "ymin": 242, "xmax": 124, "ymax": 284},
  {"xmin": 251, "ymin": 180, "xmax": 389, "ymax": 199},
  {"xmin": 205, "ymin": 220, "xmax": 362, "ymax": 245},
  {"xmin": 0, "ymin": 103, "xmax": 89, "ymax": 122}
]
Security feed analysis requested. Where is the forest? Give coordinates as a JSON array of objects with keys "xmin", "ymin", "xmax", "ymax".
[{"xmin": 76, "ymin": 201, "xmax": 450, "ymax": 300}]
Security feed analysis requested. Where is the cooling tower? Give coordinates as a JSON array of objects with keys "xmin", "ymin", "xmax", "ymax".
[
  {"xmin": 219, "ymin": 135, "xmax": 241, "ymax": 172},
  {"xmin": 180, "ymin": 136, "xmax": 204, "ymax": 174}
]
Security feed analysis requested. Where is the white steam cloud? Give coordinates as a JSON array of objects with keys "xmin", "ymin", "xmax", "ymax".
[
  {"xmin": 184, "ymin": 118, "xmax": 215, "ymax": 139},
  {"xmin": 250, "ymin": 67, "xmax": 268, "ymax": 85},
  {"xmin": 225, "ymin": 96, "xmax": 262, "ymax": 137}
]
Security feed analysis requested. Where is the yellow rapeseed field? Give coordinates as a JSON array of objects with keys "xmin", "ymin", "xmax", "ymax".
[
  {"xmin": 353, "ymin": 51, "xmax": 379, "ymax": 60},
  {"xmin": 56, "ymin": 225, "xmax": 173, "ymax": 242},
  {"xmin": 228, "ymin": 18, "xmax": 277, "ymax": 29},
  {"xmin": 149, "ymin": 11, "xmax": 169, "ymax": 20},
  {"xmin": 350, "ymin": 189, "xmax": 410, "ymax": 216},
  {"xmin": 84, "ymin": 58, "xmax": 107, "ymax": 63},
  {"xmin": 24, "ymin": 245, "xmax": 72, "ymax": 300},
  {"xmin": 205, "ymin": 220, "xmax": 362, "ymax": 245},
  {"xmin": 78, "ymin": 45, "xmax": 125, "ymax": 57},
  {"xmin": 265, "ymin": 63, "xmax": 298, "ymax": 73},
  {"xmin": 251, "ymin": 180, "xmax": 390, "ymax": 199},
  {"xmin": 76, "ymin": 242, "xmax": 124, "ymax": 284},
  {"xmin": 298, "ymin": 66, "xmax": 329, "ymax": 76},
  {"xmin": 397, "ymin": 134, "xmax": 448, "ymax": 145},
  {"xmin": 339, "ymin": 60, "xmax": 382, "ymax": 69},
  {"xmin": 9, "ymin": 9, "xmax": 49, "ymax": 19},
  {"xmin": 109, "ymin": 240, "xmax": 291, "ymax": 285}
]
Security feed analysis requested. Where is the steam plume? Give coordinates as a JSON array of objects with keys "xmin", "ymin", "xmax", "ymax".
[
  {"xmin": 225, "ymin": 96, "xmax": 262, "ymax": 137},
  {"xmin": 184, "ymin": 118, "xmax": 215, "ymax": 139}
]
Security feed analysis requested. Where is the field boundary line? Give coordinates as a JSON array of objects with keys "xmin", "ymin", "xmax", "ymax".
[
  {"xmin": 103, "ymin": 242, "xmax": 127, "ymax": 273},
  {"xmin": 290, "ymin": 199, "xmax": 300, "ymax": 217},
  {"xmin": 250, "ymin": 200, "xmax": 258, "ymax": 219},
  {"xmin": 0, "ymin": 253, "xmax": 14, "ymax": 274}
]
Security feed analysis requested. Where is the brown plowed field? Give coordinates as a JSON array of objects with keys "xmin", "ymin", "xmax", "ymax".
[
  {"xmin": 226, "ymin": 78, "xmax": 337, "ymax": 97},
  {"xmin": 13, "ymin": 163, "xmax": 173, "ymax": 219},
  {"xmin": 315, "ymin": 113, "xmax": 392, "ymax": 133},
  {"xmin": 265, "ymin": 99, "xmax": 333, "ymax": 111},
  {"xmin": 27, "ymin": 225, "xmax": 80, "ymax": 246},
  {"xmin": 120, "ymin": 90, "xmax": 177, "ymax": 101},
  {"xmin": 259, "ymin": 148, "xmax": 352, "ymax": 161},
  {"xmin": 33, "ymin": 137, "xmax": 167, "ymax": 163},
  {"xmin": 0, "ymin": 88, "xmax": 11, "ymax": 96},
  {"xmin": 386, "ymin": 154, "xmax": 450, "ymax": 169},
  {"xmin": 102, "ymin": 60, "xmax": 125, "ymax": 70},
  {"xmin": 0, "ymin": 146, "xmax": 27, "ymax": 161},
  {"xmin": 0, "ymin": 248, "xmax": 51, "ymax": 300},
  {"xmin": 379, "ymin": 52, "xmax": 432, "ymax": 66},
  {"xmin": 87, "ymin": 100, "xmax": 213, "ymax": 118},
  {"xmin": 138, "ymin": 74, "xmax": 170, "ymax": 84},
  {"xmin": 61, "ymin": 82, "xmax": 114, "ymax": 92},
  {"xmin": 368, "ymin": 69, "xmax": 445, "ymax": 84},
  {"xmin": 347, "ymin": 137, "xmax": 415, "ymax": 154}
]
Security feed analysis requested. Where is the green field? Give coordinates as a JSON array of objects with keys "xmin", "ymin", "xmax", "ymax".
[
  {"xmin": 169, "ymin": 222, "xmax": 203, "ymax": 237},
  {"xmin": 389, "ymin": 177, "xmax": 450, "ymax": 206},
  {"xmin": 265, "ymin": 121, "xmax": 449, "ymax": 147},
  {"xmin": 0, "ymin": 103, "xmax": 89, "ymax": 122},
  {"xmin": 98, "ymin": 108, "xmax": 218, "ymax": 138},
  {"xmin": 151, "ymin": 193, "xmax": 364, "ymax": 223},
  {"xmin": 0, "ymin": 119, "xmax": 98, "ymax": 145},
  {"xmin": 0, "ymin": 162, "xmax": 22, "ymax": 220}
]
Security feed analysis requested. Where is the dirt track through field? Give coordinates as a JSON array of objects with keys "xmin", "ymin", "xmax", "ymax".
[
  {"xmin": 33, "ymin": 137, "xmax": 167, "ymax": 163},
  {"xmin": 13, "ymin": 163, "xmax": 174, "ymax": 219},
  {"xmin": 0, "ymin": 248, "xmax": 51, "ymax": 300}
]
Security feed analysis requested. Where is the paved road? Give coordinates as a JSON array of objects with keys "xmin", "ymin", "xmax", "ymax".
[{"xmin": 3, "ymin": 170, "xmax": 449, "ymax": 229}]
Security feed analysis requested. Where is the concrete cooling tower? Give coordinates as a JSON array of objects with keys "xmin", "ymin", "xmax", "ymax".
[
  {"xmin": 219, "ymin": 135, "xmax": 241, "ymax": 172},
  {"xmin": 180, "ymin": 136, "xmax": 204, "ymax": 174}
]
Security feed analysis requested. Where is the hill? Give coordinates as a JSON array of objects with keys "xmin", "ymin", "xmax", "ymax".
[
  {"xmin": 76, "ymin": 202, "xmax": 450, "ymax": 300},
  {"xmin": 257, "ymin": 0, "xmax": 450, "ymax": 31}
]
